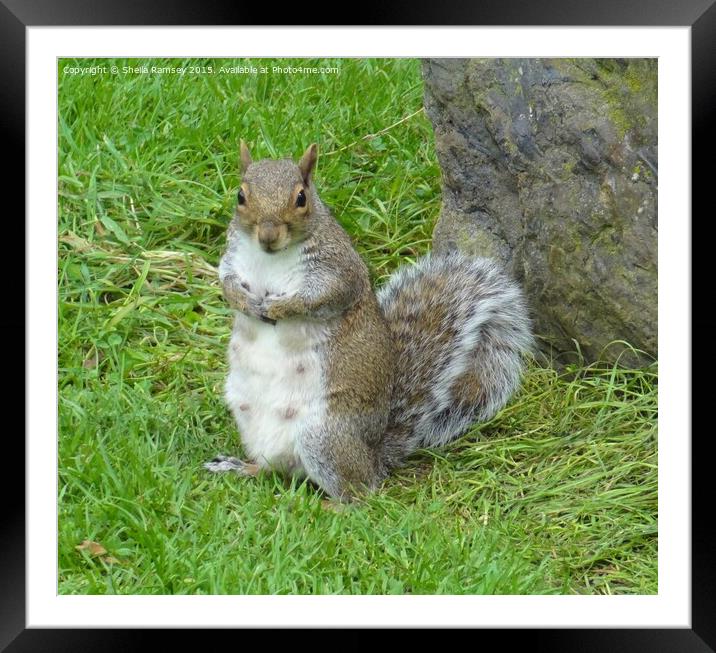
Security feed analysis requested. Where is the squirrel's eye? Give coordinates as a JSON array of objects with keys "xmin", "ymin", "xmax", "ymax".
[
  {"xmin": 238, "ymin": 189, "xmax": 246, "ymax": 206},
  {"xmin": 295, "ymin": 190, "xmax": 306, "ymax": 208}
]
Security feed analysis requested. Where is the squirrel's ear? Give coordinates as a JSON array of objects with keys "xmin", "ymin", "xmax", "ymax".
[
  {"xmin": 239, "ymin": 140, "xmax": 252, "ymax": 175},
  {"xmin": 298, "ymin": 144, "xmax": 318, "ymax": 185}
]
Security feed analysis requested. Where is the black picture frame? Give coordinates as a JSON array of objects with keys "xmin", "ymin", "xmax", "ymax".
[{"xmin": 7, "ymin": 0, "xmax": 711, "ymax": 649}]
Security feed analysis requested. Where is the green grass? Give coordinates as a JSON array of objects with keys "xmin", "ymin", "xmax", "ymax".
[{"xmin": 58, "ymin": 57, "xmax": 657, "ymax": 595}]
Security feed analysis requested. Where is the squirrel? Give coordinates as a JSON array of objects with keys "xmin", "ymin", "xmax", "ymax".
[{"xmin": 204, "ymin": 142, "xmax": 533, "ymax": 501}]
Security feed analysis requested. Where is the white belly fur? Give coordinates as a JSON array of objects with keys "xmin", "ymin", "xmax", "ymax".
[{"xmin": 220, "ymin": 236, "xmax": 329, "ymax": 475}]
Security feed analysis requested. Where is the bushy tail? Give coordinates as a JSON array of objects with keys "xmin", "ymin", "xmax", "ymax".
[{"xmin": 377, "ymin": 253, "xmax": 533, "ymax": 466}]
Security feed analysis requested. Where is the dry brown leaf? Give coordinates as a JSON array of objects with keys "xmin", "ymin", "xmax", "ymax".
[
  {"xmin": 75, "ymin": 540, "xmax": 107, "ymax": 557},
  {"xmin": 82, "ymin": 349, "xmax": 105, "ymax": 369},
  {"xmin": 59, "ymin": 231, "xmax": 94, "ymax": 253}
]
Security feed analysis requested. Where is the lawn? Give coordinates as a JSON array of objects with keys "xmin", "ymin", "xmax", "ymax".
[{"xmin": 58, "ymin": 57, "xmax": 657, "ymax": 595}]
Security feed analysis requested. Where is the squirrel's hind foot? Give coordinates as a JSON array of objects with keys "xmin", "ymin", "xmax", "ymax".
[{"xmin": 204, "ymin": 454, "xmax": 260, "ymax": 477}]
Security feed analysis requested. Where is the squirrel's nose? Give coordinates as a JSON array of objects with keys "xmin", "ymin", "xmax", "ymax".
[{"xmin": 257, "ymin": 222, "xmax": 280, "ymax": 250}]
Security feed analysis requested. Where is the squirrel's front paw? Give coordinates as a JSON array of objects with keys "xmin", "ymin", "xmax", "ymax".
[
  {"xmin": 260, "ymin": 293, "xmax": 290, "ymax": 322},
  {"xmin": 245, "ymin": 294, "xmax": 274, "ymax": 323},
  {"xmin": 222, "ymin": 275, "xmax": 257, "ymax": 312}
]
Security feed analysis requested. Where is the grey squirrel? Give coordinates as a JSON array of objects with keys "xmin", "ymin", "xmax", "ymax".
[{"xmin": 204, "ymin": 142, "xmax": 533, "ymax": 500}]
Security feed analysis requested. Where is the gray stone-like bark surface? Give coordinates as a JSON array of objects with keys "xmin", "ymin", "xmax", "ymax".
[{"xmin": 422, "ymin": 58, "xmax": 657, "ymax": 365}]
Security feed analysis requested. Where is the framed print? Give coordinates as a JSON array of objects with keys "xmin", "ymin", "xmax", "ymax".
[{"xmin": 7, "ymin": 0, "xmax": 712, "ymax": 649}]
